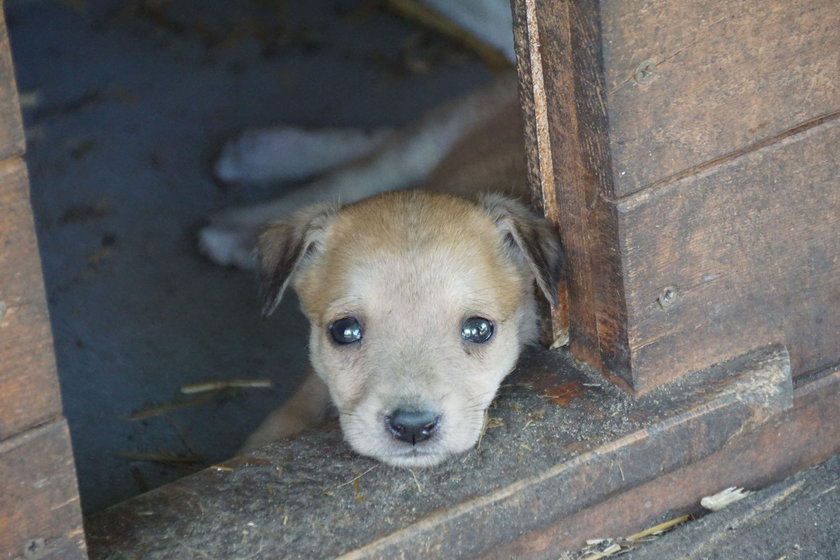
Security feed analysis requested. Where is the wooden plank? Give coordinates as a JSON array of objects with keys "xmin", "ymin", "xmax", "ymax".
[
  {"xmin": 511, "ymin": 0, "xmax": 630, "ymax": 384},
  {"xmin": 85, "ymin": 345, "xmax": 792, "ymax": 559},
  {"xmin": 486, "ymin": 364, "xmax": 840, "ymax": 558},
  {"xmin": 618, "ymin": 117, "xmax": 840, "ymax": 392},
  {"xmin": 602, "ymin": 0, "xmax": 840, "ymax": 197},
  {"xmin": 0, "ymin": 8, "xmax": 25, "ymax": 163},
  {"xmin": 0, "ymin": 158, "xmax": 62, "ymax": 440},
  {"xmin": 512, "ymin": 0, "xmax": 840, "ymax": 392},
  {"xmin": 0, "ymin": 420, "xmax": 87, "ymax": 560}
]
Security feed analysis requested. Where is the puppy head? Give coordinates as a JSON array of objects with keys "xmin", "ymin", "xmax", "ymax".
[{"xmin": 258, "ymin": 191, "xmax": 562, "ymax": 467}]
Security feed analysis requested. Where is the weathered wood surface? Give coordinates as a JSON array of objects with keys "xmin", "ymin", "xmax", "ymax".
[
  {"xmin": 512, "ymin": 0, "xmax": 629, "ymax": 383},
  {"xmin": 618, "ymin": 117, "xmax": 840, "ymax": 392},
  {"xmin": 512, "ymin": 0, "xmax": 840, "ymax": 392},
  {"xmin": 0, "ymin": 420, "xmax": 87, "ymax": 560},
  {"xmin": 85, "ymin": 345, "xmax": 794, "ymax": 559},
  {"xmin": 487, "ymin": 362, "xmax": 840, "ymax": 558},
  {"xmin": 602, "ymin": 0, "xmax": 840, "ymax": 197},
  {"xmin": 624, "ymin": 453, "xmax": 840, "ymax": 560},
  {"xmin": 0, "ymin": 158, "xmax": 63, "ymax": 441},
  {"xmin": 0, "ymin": 8, "xmax": 25, "ymax": 163},
  {"xmin": 0, "ymin": 158, "xmax": 83, "ymax": 556},
  {"xmin": 0, "ymin": 6, "xmax": 84, "ymax": 552}
]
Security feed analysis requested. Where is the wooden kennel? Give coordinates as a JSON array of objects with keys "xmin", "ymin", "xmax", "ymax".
[
  {"xmin": 1, "ymin": 0, "xmax": 838, "ymax": 558},
  {"xmin": 514, "ymin": 0, "xmax": 840, "ymax": 395}
]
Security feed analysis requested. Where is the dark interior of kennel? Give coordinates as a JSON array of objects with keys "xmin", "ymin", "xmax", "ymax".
[
  {"xmin": 1, "ymin": 0, "xmax": 839, "ymax": 558},
  {"xmin": 4, "ymin": 0, "xmax": 496, "ymax": 514}
]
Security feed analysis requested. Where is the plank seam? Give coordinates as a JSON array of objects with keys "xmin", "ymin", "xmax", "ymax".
[{"xmin": 610, "ymin": 110, "xmax": 840, "ymax": 209}]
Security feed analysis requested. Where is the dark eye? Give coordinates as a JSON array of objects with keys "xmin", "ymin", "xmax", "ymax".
[
  {"xmin": 461, "ymin": 317, "xmax": 494, "ymax": 344},
  {"xmin": 328, "ymin": 317, "xmax": 363, "ymax": 345}
]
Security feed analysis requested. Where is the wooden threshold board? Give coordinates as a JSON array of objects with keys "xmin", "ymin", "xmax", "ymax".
[{"xmin": 84, "ymin": 344, "xmax": 840, "ymax": 559}]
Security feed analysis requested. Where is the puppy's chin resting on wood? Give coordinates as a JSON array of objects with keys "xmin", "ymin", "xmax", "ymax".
[{"xmin": 242, "ymin": 190, "xmax": 562, "ymax": 467}]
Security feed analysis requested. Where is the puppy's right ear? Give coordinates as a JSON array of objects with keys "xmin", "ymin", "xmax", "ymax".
[
  {"xmin": 256, "ymin": 203, "xmax": 336, "ymax": 317},
  {"xmin": 478, "ymin": 193, "xmax": 564, "ymax": 307}
]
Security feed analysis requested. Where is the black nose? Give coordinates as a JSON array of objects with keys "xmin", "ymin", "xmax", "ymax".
[{"xmin": 387, "ymin": 409, "xmax": 439, "ymax": 445}]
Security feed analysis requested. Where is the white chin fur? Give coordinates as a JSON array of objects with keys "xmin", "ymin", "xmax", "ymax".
[
  {"xmin": 346, "ymin": 435, "xmax": 464, "ymax": 468},
  {"xmin": 376, "ymin": 449, "xmax": 454, "ymax": 468}
]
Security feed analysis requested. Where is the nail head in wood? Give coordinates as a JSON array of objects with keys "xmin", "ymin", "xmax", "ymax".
[
  {"xmin": 23, "ymin": 538, "xmax": 45, "ymax": 559},
  {"xmin": 633, "ymin": 59, "xmax": 656, "ymax": 84},
  {"xmin": 658, "ymin": 286, "xmax": 678, "ymax": 309}
]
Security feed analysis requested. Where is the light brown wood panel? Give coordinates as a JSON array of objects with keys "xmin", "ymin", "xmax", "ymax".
[
  {"xmin": 0, "ymin": 8, "xmax": 25, "ymax": 163},
  {"xmin": 618, "ymin": 117, "xmax": 840, "ymax": 393},
  {"xmin": 0, "ymin": 420, "xmax": 86, "ymax": 559},
  {"xmin": 0, "ymin": 158, "xmax": 62, "ymax": 440},
  {"xmin": 603, "ymin": 0, "xmax": 840, "ymax": 197}
]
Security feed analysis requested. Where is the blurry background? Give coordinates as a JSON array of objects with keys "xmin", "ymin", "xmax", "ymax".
[{"xmin": 7, "ymin": 0, "xmax": 494, "ymax": 512}]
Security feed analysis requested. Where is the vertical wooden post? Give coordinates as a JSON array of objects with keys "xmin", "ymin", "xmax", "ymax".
[{"xmin": 511, "ymin": 0, "xmax": 631, "ymax": 388}]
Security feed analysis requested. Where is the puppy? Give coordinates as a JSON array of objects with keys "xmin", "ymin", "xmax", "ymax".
[
  {"xmin": 241, "ymin": 189, "xmax": 562, "ymax": 467},
  {"xmin": 198, "ymin": 0, "xmax": 562, "ymax": 464}
]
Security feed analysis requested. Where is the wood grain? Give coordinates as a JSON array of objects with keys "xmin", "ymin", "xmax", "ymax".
[
  {"xmin": 602, "ymin": 0, "xmax": 840, "ymax": 197},
  {"xmin": 0, "ymin": 8, "xmax": 25, "ymax": 162},
  {"xmin": 512, "ymin": 0, "xmax": 840, "ymax": 392},
  {"xmin": 84, "ymin": 346, "xmax": 797, "ymax": 559},
  {"xmin": 487, "ymin": 364, "xmax": 840, "ymax": 558},
  {"xmin": 618, "ymin": 116, "xmax": 840, "ymax": 392},
  {"xmin": 0, "ymin": 420, "xmax": 86, "ymax": 560},
  {"xmin": 512, "ymin": 0, "xmax": 630, "ymax": 384},
  {"xmin": 0, "ymin": 158, "xmax": 62, "ymax": 440},
  {"xmin": 0, "ymin": 8, "xmax": 85, "ymax": 554}
]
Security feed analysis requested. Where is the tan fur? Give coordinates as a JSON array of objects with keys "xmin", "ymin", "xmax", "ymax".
[
  {"xmin": 422, "ymin": 98, "xmax": 527, "ymax": 199},
  {"xmin": 197, "ymin": 74, "xmax": 523, "ymax": 271},
  {"xmin": 243, "ymin": 189, "xmax": 562, "ymax": 467},
  {"xmin": 240, "ymin": 369, "xmax": 331, "ymax": 449},
  {"xmin": 295, "ymin": 192, "xmax": 526, "ymax": 320},
  {"xmin": 192, "ymin": 0, "xmax": 559, "ymax": 465}
]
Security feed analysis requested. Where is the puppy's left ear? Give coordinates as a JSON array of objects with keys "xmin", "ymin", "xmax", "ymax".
[
  {"xmin": 479, "ymin": 193, "xmax": 564, "ymax": 306},
  {"xmin": 256, "ymin": 203, "xmax": 337, "ymax": 317}
]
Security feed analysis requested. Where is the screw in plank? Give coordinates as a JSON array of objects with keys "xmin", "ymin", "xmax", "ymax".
[
  {"xmin": 23, "ymin": 538, "xmax": 45, "ymax": 559},
  {"xmin": 658, "ymin": 286, "xmax": 678, "ymax": 309},
  {"xmin": 634, "ymin": 59, "xmax": 656, "ymax": 84}
]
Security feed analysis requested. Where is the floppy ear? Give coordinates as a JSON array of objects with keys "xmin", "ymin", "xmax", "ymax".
[
  {"xmin": 478, "ymin": 193, "xmax": 564, "ymax": 306},
  {"xmin": 256, "ymin": 203, "xmax": 337, "ymax": 317}
]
